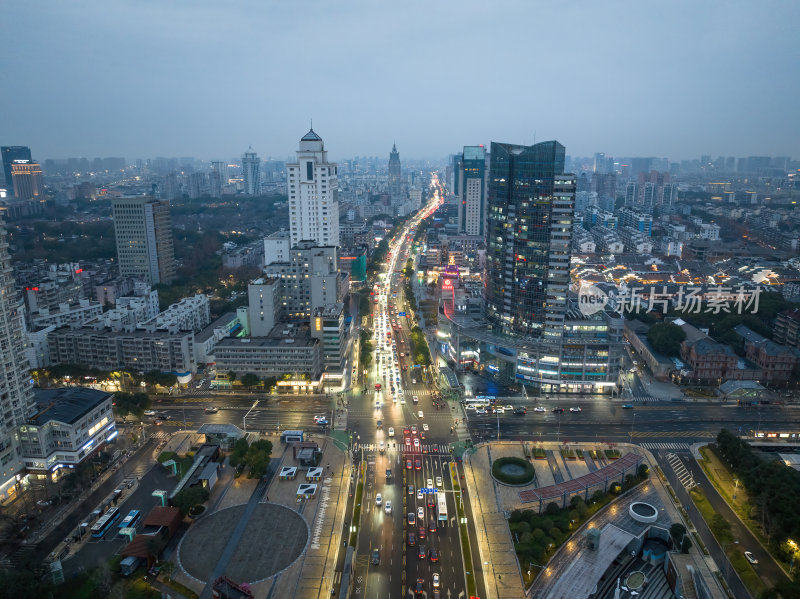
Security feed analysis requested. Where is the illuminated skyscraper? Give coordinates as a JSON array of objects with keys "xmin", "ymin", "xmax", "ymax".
[
  {"xmin": 388, "ymin": 143, "xmax": 402, "ymax": 202},
  {"xmin": 456, "ymin": 146, "xmax": 488, "ymax": 236},
  {"xmin": 10, "ymin": 160, "xmax": 44, "ymax": 200},
  {"xmin": 0, "ymin": 218, "xmax": 36, "ymax": 496},
  {"xmin": 1, "ymin": 146, "xmax": 31, "ymax": 188},
  {"xmin": 485, "ymin": 140, "xmax": 575, "ymax": 340},
  {"xmin": 287, "ymin": 128, "xmax": 339, "ymax": 248}
]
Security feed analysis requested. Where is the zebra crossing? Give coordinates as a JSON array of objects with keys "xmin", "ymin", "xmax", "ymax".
[
  {"xmin": 351, "ymin": 442, "xmax": 451, "ymax": 454},
  {"xmin": 148, "ymin": 431, "xmax": 170, "ymax": 440},
  {"xmin": 640, "ymin": 442, "xmax": 691, "ymax": 451},
  {"xmin": 625, "ymin": 393, "xmax": 664, "ymax": 403},
  {"xmin": 666, "ymin": 452, "xmax": 697, "ymax": 489}
]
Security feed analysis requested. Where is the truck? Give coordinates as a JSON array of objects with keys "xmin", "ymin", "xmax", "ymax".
[{"xmin": 385, "ymin": 468, "xmax": 393, "ymax": 483}]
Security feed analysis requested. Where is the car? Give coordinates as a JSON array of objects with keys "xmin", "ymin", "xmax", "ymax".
[
  {"xmin": 418, "ymin": 507, "xmax": 424, "ymax": 520},
  {"xmin": 622, "ymin": 404, "xmax": 634, "ymax": 409},
  {"xmin": 403, "ymin": 426, "xmax": 410, "ymax": 435},
  {"xmin": 313, "ymin": 414, "xmax": 326, "ymax": 423},
  {"xmin": 745, "ymin": 551, "xmax": 758, "ymax": 564},
  {"xmin": 376, "ymin": 420, "xmax": 383, "ymax": 428},
  {"xmin": 417, "ymin": 489, "xmax": 423, "ymax": 499},
  {"xmin": 204, "ymin": 407, "xmax": 218, "ymax": 414},
  {"xmin": 408, "ymin": 532, "xmax": 416, "ymax": 546},
  {"xmin": 316, "ymin": 418, "xmax": 328, "ymax": 425},
  {"xmin": 153, "ymin": 419, "xmax": 162, "ymax": 426},
  {"xmin": 406, "ymin": 459, "xmax": 413, "ymax": 470},
  {"xmin": 552, "ymin": 407, "xmax": 564, "ymax": 413},
  {"xmin": 435, "ymin": 476, "xmax": 442, "ymax": 487},
  {"xmin": 411, "ymin": 425, "xmax": 418, "ymax": 434},
  {"xmin": 475, "ymin": 408, "xmax": 486, "ymax": 414},
  {"xmin": 379, "ymin": 441, "xmax": 385, "ymax": 453},
  {"xmin": 415, "ymin": 459, "xmax": 422, "ymax": 470},
  {"xmin": 533, "ymin": 406, "xmax": 546, "ymax": 413},
  {"xmin": 413, "ymin": 438, "xmax": 420, "ymax": 448},
  {"xmin": 371, "ymin": 547, "xmax": 380, "ymax": 565},
  {"xmin": 427, "ymin": 494, "xmax": 435, "ymax": 507},
  {"xmin": 412, "ymin": 378, "xmax": 417, "ymax": 384},
  {"xmin": 429, "ymin": 519, "xmax": 437, "ymax": 533},
  {"xmin": 408, "ymin": 512, "xmax": 415, "ymax": 525},
  {"xmin": 385, "ymin": 500, "xmax": 392, "ymax": 514},
  {"xmin": 400, "ymin": 397, "xmax": 406, "ymax": 405},
  {"xmin": 426, "ymin": 478, "xmax": 433, "ymax": 489},
  {"xmin": 144, "ymin": 410, "xmax": 156, "ymax": 416},
  {"xmin": 570, "ymin": 406, "xmax": 582, "ymax": 412},
  {"xmin": 432, "ymin": 573, "xmax": 441, "ymax": 588},
  {"xmin": 388, "ymin": 427, "xmax": 394, "ymax": 437},
  {"xmin": 422, "ymin": 423, "xmax": 429, "ymax": 431},
  {"xmin": 404, "ymin": 437, "xmax": 411, "ymax": 446},
  {"xmin": 504, "ymin": 404, "xmax": 514, "ymax": 411},
  {"xmin": 495, "ymin": 407, "xmax": 505, "ymax": 414},
  {"xmin": 418, "ymin": 411, "xmax": 424, "ymax": 418},
  {"xmin": 375, "ymin": 493, "xmax": 382, "ymax": 506},
  {"xmin": 514, "ymin": 406, "xmax": 527, "ymax": 415},
  {"xmin": 413, "ymin": 579, "xmax": 424, "ymax": 595},
  {"xmin": 429, "ymin": 548, "xmax": 439, "ymax": 563},
  {"xmin": 418, "ymin": 526, "xmax": 427, "ymax": 539},
  {"xmin": 417, "ymin": 544, "xmax": 426, "ymax": 559},
  {"xmin": 408, "ymin": 484, "xmax": 415, "ymax": 495}
]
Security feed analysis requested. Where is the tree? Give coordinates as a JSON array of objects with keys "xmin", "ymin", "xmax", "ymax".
[
  {"xmin": 227, "ymin": 371, "xmax": 237, "ymax": 382},
  {"xmin": 171, "ymin": 485, "xmax": 209, "ymax": 516},
  {"xmin": 241, "ymin": 373, "xmax": 260, "ymax": 389},
  {"xmin": 262, "ymin": 376, "xmax": 277, "ymax": 391},
  {"xmin": 143, "ymin": 370, "xmax": 178, "ymax": 388},
  {"xmin": 637, "ymin": 463, "xmax": 649, "ymax": 478},
  {"xmin": 113, "ymin": 392, "xmax": 151, "ymax": 419},
  {"xmin": 670, "ymin": 522, "xmax": 687, "ymax": 545},
  {"xmin": 647, "ymin": 323, "xmax": 686, "ymax": 357},
  {"xmin": 680, "ymin": 535, "xmax": 692, "ymax": 553}
]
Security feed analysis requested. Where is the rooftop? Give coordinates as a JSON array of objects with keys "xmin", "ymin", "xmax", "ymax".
[
  {"xmin": 30, "ymin": 388, "xmax": 112, "ymax": 426},
  {"xmin": 300, "ymin": 128, "xmax": 322, "ymax": 142}
]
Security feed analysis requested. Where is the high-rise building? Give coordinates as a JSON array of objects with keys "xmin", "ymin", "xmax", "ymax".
[
  {"xmin": 452, "ymin": 154, "xmax": 462, "ymax": 196},
  {"xmin": 208, "ymin": 170, "xmax": 222, "ymax": 198},
  {"xmin": 287, "ymin": 128, "xmax": 339, "ymax": 248},
  {"xmin": 485, "ymin": 141, "xmax": 575, "ymax": 340},
  {"xmin": 456, "ymin": 146, "xmax": 488, "ymax": 236},
  {"xmin": 211, "ymin": 161, "xmax": 228, "ymax": 184},
  {"xmin": 624, "ymin": 182, "xmax": 638, "ymax": 207},
  {"xmin": 1, "ymin": 146, "xmax": 31, "ymax": 187},
  {"xmin": 242, "ymin": 147, "xmax": 261, "ymax": 195},
  {"xmin": 247, "ymin": 277, "xmax": 281, "ymax": 337},
  {"xmin": 10, "ymin": 160, "xmax": 44, "ymax": 199},
  {"xmin": 0, "ymin": 218, "xmax": 36, "ymax": 496},
  {"xmin": 388, "ymin": 143, "xmax": 402, "ymax": 202},
  {"xmin": 111, "ymin": 196, "xmax": 176, "ymax": 285}
]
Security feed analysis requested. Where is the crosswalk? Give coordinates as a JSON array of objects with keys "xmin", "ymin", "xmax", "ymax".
[
  {"xmin": 640, "ymin": 442, "xmax": 691, "ymax": 451},
  {"xmin": 149, "ymin": 431, "xmax": 170, "ymax": 440},
  {"xmin": 629, "ymin": 431, "xmax": 713, "ymax": 438},
  {"xmin": 666, "ymin": 452, "xmax": 697, "ymax": 489},
  {"xmin": 625, "ymin": 393, "xmax": 665, "ymax": 403},
  {"xmin": 351, "ymin": 442, "xmax": 451, "ymax": 454}
]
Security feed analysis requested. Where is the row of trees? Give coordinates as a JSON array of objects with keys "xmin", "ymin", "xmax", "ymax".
[
  {"xmin": 408, "ymin": 326, "xmax": 431, "ymax": 366},
  {"xmin": 716, "ymin": 429, "xmax": 800, "ymax": 549},
  {"xmin": 33, "ymin": 365, "xmax": 178, "ymax": 391},
  {"xmin": 227, "ymin": 372, "xmax": 278, "ymax": 390},
  {"xmin": 360, "ymin": 328, "xmax": 374, "ymax": 371}
]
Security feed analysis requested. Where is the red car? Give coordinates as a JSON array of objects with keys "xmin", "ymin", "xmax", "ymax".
[
  {"xmin": 415, "ymin": 459, "xmax": 422, "ymax": 470},
  {"xmin": 406, "ymin": 459, "xmax": 413, "ymax": 470},
  {"xmin": 418, "ymin": 526, "xmax": 427, "ymax": 540}
]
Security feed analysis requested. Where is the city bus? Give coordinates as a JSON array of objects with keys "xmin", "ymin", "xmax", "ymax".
[
  {"xmin": 90, "ymin": 506, "xmax": 120, "ymax": 538},
  {"xmin": 464, "ymin": 398, "xmax": 489, "ymax": 410},
  {"xmin": 118, "ymin": 509, "xmax": 141, "ymax": 530},
  {"xmin": 437, "ymin": 493, "xmax": 448, "ymax": 524}
]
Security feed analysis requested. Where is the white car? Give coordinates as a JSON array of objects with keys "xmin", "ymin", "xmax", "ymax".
[
  {"xmin": 375, "ymin": 493, "xmax": 382, "ymax": 506},
  {"xmin": 313, "ymin": 414, "xmax": 326, "ymax": 423},
  {"xmin": 435, "ymin": 476, "xmax": 442, "ymax": 487},
  {"xmin": 533, "ymin": 406, "xmax": 546, "ymax": 413},
  {"xmin": 426, "ymin": 478, "xmax": 433, "ymax": 488},
  {"xmin": 495, "ymin": 407, "xmax": 505, "ymax": 414},
  {"xmin": 413, "ymin": 438, "xmax": 420, "ymax": 448},
  {"xmin": 744, "ymin": 551, "xmax": 758, "ymax": 564},
  {"xmin": 388, "ymin": 427, "xmax": 395, "ymax": 437},
  {"xmin": 570, "ymin": 407, "xmax": 582, "ymax": 413},
  {"xmin": 384, "ymin": 500, "xmax": 392, "ymax": 514},
  {"xmin": 417, "ymin": 489, "xmax": 423, "ymax": 499},
  {"xmin": 504, "ymin": 404, "xmax": 514, "ymax": 411},
  {"xmin": 400, "ymin": 397, "xmax": 406, "ymax": 405},
  {"xmin": 144, "ymin": 410, "xmax": 156, "ymax": 416},
  {"xmin": 417, "ymin": 507, "xmax": 424, "ymax": 520},
  {"xmin": 418, "ymin": 411, "xmax": 424, "ymax": 418},
  {"xmin": 422, "ymin": 423, "xmax": 429, "ymax": 431},
  {"xmin": 432, "ymin": 573, "xmax": 440, "ymax": 588}
]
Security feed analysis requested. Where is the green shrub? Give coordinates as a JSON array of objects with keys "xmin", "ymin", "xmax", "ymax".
[{"xmin": 491, "ymin": 456, "xmax": 535, "ymax": 485}]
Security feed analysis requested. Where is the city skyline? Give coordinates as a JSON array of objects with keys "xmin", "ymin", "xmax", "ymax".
[{"xmin": 2, "ymin": 1, "xmax": 799, "ymax": 160}]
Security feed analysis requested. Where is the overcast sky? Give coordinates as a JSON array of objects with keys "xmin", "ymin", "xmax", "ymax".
[{"xmin": 1, "ymin": 0, "xmax": 798, "ymax": 162}]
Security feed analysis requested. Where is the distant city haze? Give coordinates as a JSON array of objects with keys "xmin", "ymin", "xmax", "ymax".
[{"xmin": 1, "ymin": 0, "xmax": 798, "ymax": 160}]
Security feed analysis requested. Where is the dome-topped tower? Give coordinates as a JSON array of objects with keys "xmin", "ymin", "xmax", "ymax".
[{"xmin": 299, "ymin": 127, "xmax": 324, "ymax": 152}]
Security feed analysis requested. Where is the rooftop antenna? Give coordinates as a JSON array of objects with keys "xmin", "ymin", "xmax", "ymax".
[{"xmin": 310, "ymin": 118, "xmax": 313, "ymax": 130}]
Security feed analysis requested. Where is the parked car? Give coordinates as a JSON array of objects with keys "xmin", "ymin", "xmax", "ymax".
[{"xmin": 745, "ymin": 551, "xmax": 758, "ymax": 564}]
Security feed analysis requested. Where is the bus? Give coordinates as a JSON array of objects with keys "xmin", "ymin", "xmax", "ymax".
[
  {"xmin": 91, "ymin": 507, "xmax": 120, "ymax": 538},
  {"xmin": 118, "ymin": 509, "xmax": 141, "ymax": 530},
  {"xmin": 437, "ymin": 493, "xmax": 448, "ymax": 524},
  {"xmin": 464, "ymin": 398, "xmax": 489, "ymax": 409}
]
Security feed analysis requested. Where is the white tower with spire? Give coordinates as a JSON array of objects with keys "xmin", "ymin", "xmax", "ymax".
[{"xmin": 287, "ymin": 126, "xmax": 339, "ymax": 248}]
